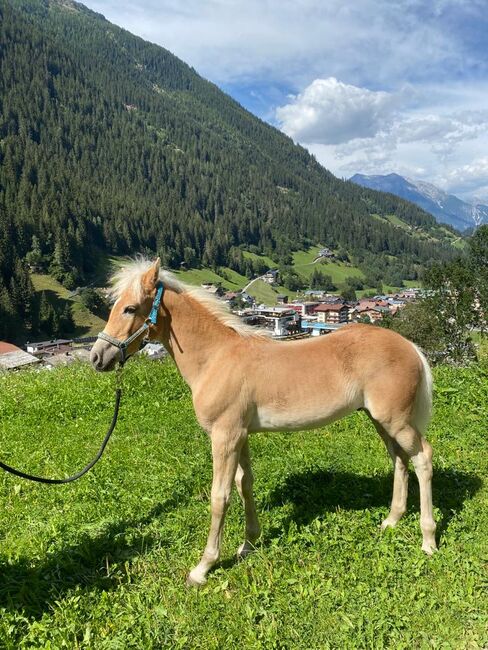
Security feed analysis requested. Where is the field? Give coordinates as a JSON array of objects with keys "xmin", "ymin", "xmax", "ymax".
[
  {"xmin": 30, "ymin": 245, "xmax": 411, "ymax": 323},
  {"xmin": 31, "ymin": 273, "xmax": 106, "ymax": 338},
  {"xmin": 292, "ymin": 247, "xmax": 365, "ymax": 284},
  {"xmin": 173, "ymin": 267, "xmax": 248, "ymax": 291},
  {"xmin": 0, "ymin": 357, "xmax": 486, "ymax": 648},
  {"xmin": 371, "ymin": 214, "xmax": 466, "ymax": 251}
]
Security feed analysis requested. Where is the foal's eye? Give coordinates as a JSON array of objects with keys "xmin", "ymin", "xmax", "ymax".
[{"xmin": 123, "ymin": 305, "xmax": 137, "ymax": 314}]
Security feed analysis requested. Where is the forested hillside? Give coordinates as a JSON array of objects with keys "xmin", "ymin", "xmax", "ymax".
[{"xmin": 0, "ymin": 0, "xmax": 457, "ymax": 339}]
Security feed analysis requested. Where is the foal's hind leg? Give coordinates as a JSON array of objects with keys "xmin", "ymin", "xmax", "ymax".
[
  {"xmin": 371, "ymin": 420, "xmax": 410, "ymax": 529},
  {"xmin": 386, "ymin": 424, "xmax": 437, "ymax": 554},
  {"xmin": 234, "ymin": 439, "xmax": 261, "ymax": 558},
  {"xmin": 398, "ymin": 429, "xmax": 437, "ymax": 554}
]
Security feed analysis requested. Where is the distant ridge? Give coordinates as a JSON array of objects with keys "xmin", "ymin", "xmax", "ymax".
[{"xmin": 350, "ymin": 173, "xmax": 488, "ymax": 232}]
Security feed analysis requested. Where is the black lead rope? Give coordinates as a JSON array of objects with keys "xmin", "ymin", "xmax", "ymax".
[
  {"xmin": 0, "ymin": 379, "xmax": 122, "ymax": 485},
  {"xmin": 0, "ymin": 278, "xmax": 163, "ymax": 485}
]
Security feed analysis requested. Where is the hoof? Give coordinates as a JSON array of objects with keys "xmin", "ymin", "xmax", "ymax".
[
  {"xmin": 237, "ymin": 541, "xmax": 255, "ymax": 559},
  {"xmin": 422, "ymin": 542, "xmax": 437, "ymax": 556},
  {"xmin": 380, "ymin": 517, "xmax": 398, "ymax": 530},
  {"xmin": 186, "ymin": 570, "xmax": 207, "ymax": 587}
]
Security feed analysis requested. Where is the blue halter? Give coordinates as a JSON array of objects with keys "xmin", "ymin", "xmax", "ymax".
[{"xmin": 97, "ymin": 281, "xmax": 164, "ymax": 364}]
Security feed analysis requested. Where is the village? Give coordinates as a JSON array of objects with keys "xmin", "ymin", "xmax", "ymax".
[
  {"xmin": 209, "ymin": 272, "xmax": 423, "ymax": 337},
  {"xmin": 0, "ymin": 266, "xmax": 424, "ymax": 372}
]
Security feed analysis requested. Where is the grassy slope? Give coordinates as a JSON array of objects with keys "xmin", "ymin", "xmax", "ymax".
[
  {"xmin": 173, "ymin": 267, "xmax": 248, "ymax": 291},
  {"xmin": 31, "ymin": 273, "xmax": 106, "ymax": 338},
  {"xmin": 243, "ymin": 251, "xmax": 276, "ymax": 268},
  {"xmin": 30, "ymin": 243, "xmax": 413, "ymax": 323},
  {"xmin": 292, "ymin": 246, "xmax": 363, "ymax": 283},
  {"xmin": 245, "ymin": 279, "xmax": 283, "ymax": 305},
  {"xmin": 371, "ymin": 214, "xmax": 467, "ymax": 251},
  {"xmin": 0, "ymin": 358, "xmax": 486, "ymax": 648},
  {"xmin": 242, "ymin": 248, "xmax": 368, "ymax": 305}
]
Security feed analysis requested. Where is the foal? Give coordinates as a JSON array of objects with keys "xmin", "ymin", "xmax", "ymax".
[{"xmin": 90, "ymin": 258, "xmax": 437, "ymax": 586}]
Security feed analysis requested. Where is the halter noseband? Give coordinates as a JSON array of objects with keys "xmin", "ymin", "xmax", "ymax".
[{"xmin": 97, "ymin": 281, "xmax": 164, "ymax": 364}]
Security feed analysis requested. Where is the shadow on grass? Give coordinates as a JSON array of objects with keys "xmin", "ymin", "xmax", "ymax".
[
  {"xmin": 207, "ymin": 466, "xmax": 482, "ymax": 580},
  {"xmin": 0, "ymin": 492, "xmax": 187, "ymax": 618},
  {"xmin": 0, "ymin": 468, "xmax": 481, "ymax": 616},
  {"xmin": 261, "ymin": 467, "xmax": 482, "ymax": 544}
]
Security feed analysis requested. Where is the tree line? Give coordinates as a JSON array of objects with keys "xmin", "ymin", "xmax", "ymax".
[
  {"xmin": 382, "ymin": 226, "xmax": 488, "ymax": 364},
  {"xmin": 0, "ymin": 0, "xmax": 458, "ymax": 340}
]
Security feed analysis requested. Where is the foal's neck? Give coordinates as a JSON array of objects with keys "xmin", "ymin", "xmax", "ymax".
[{"xmin": 158, "ymin": 290, "xmax": 235, "ymax": 389}]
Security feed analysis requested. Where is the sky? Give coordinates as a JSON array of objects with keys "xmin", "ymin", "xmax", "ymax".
[{"xmin": 85, "ymin": 0, "xmax": 488, "ymax": 203}]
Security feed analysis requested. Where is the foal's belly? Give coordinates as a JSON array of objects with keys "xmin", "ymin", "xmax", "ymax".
[{"xmin": 249, "ymin": 401, "xmax": 360, "ymax": 433}]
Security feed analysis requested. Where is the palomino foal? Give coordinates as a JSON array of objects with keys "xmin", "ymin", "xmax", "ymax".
[{"xmin": 90, "ymin": 258, "xmax": 437, "ymax": 586}]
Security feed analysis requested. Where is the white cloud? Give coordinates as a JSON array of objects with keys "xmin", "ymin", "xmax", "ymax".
[
  {"xmin": 84, "ymin": 0, "xmax": 488, "ymax": 198},
  {"xmin": 444, "ymin": 158, "xmax": 488, "ymax": 196},
  {"xmin": 276, "ymin": 78, "xmax": 397, "ymax": 145},
  {"xmin": 292, "ymin": 81, "xmax": 488, "ymax": 201},
  {"xmin": 396, "ymin": 112, "xmax": 488, "ymax": 153},
  {"xmin": 84, "ymin": 0, "xmax": 478, "ymax": 88}
]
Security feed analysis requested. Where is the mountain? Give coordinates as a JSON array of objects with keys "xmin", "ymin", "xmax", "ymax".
[
  {"xmin": 350, "ymin": 173, "xmax": 488, "ymax": 232},
  {"xmin": 1, "ymin": 0, "xmax": 458, "ymax": 340}
]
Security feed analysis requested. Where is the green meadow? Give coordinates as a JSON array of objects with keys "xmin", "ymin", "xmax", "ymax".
[
  {"xmin": 291, "ymin": 247, "xmax": 365, "ymax": 283},
  {"xmin": 0, "ymin": 358, "xmax": 486, "ymax": 648},
  {"xmin": 30, "ymin": 246, "xmax": 409, "ymax": 321},
  {"xmin": 31, "ymin": 274, "xmax": 106, "ymax": 338}
]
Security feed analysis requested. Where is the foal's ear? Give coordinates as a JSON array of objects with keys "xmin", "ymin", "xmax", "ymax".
[{"xmin": 142, "ymin": 257, "xmax": 161, "ymax": 294}]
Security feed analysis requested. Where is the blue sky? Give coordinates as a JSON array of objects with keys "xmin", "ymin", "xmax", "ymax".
[{"xmin": 85, "ymin": 0, "xmax": 488, "ymax": 203}]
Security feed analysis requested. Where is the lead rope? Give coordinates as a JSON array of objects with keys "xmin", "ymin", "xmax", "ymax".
[{"xmin": 0, "ymin": 364, "xmax": 124, "ymax": 484}]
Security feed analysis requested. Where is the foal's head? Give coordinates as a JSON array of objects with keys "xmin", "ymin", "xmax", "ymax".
[{"xmin": 90, "ymin": 258, "xmax": 162, "ymax": 371}]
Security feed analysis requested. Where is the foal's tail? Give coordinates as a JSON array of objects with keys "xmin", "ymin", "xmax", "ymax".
[{"xmin": 411, "ymin": 343, "xmax": 433, "ymax": 435}]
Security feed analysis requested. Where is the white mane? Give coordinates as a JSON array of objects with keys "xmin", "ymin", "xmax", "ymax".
[{"xmin": 109, "ymin": 257, "xmax": 270, "ymax": 338}]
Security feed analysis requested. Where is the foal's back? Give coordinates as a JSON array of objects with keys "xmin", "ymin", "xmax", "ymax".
[{"xmin": 242, "ymin": 324, "xmax": 424, "ymax": 433}]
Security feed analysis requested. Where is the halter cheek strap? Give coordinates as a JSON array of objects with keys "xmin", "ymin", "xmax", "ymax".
[{"xmin": 97, "ymin": 282, "xmax": 164, "ymax": 364}]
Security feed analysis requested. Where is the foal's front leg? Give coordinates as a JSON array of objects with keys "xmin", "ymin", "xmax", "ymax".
[{"xmin": 187, "ymin": 426, "xmax": 244, "ymax": 586}]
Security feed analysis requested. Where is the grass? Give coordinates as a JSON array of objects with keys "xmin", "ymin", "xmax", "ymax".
[
  {"xmin": 174, "ymin": 267, "xmax": 248, "ymax": 291},
  {"xmin": 245, "ymin": 279, "xmax": 283, "ymax": 305},
  {"xmin": 242, "ymin": 251, "xmax": 276, "ymax": 268},
  {"xmin": 292, "ymin": 247, "xmax": 365, "ymax": 285},
  {"xmin": 0, "ymin": 357, "xmax": 486, "ymax": 648},
  {"xmin": 372, "ymin": 214, "xmax": 468, "ymax": 251},
  {"xmin": 31, "ymin": 273, "xmax": 106, "ymax": 338}
]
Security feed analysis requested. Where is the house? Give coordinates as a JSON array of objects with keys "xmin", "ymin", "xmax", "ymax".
[
  {"xmin": 313, "ymin": 303, "xmax": 349, "ymax": 324},
  {"xmin": 317, "ymin": 247, "xmax": 334, "ymax": 259},
  {"xmin": 223, "ymin": 291, "xmax": 240, "ymax": 307},
  {"xmin": 303, "ymin": 290, "xmax": 338, "ymax": 300},
  {"xmin": 240, "ymin": 292, "xmax": 255, "ymax": 306},
  {"xmin": 246, "ymin": 307, "xmax": 300, "ymax": 337},
  {"xmin": 26, "ymin": 339, "xmax": 73, "ymax": 355},
  {"xmin": 0, "ymin": 342, "xmax": 39, "ymax": 371},
  {"xmin": 354, "ymin": 306, "xmax": 389, "ymax": 323},
  {"xmin": 288, "ymin": 302, "xmax": 319, "ymax": 316},
  {"xmin": 399, "ymin": 288, "xmax": 420, "ymax": 300},
  {"xmin": 200, "ymin": 283, "xmax": 225, "ymax": 297},
  {"xmin": 276, "ymin": 294, "xmax": 288, "ymax": 305},
  {"xmin": 301, "ymin": 321, "xmax": 347, "ymax": 336},
  {"xmin": 263, "ymin": 269, "xmax": 280, "ymax": 285}
]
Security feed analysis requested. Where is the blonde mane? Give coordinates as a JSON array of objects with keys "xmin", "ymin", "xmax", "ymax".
[{"xmin": 109, "ymin": 258, "xmax": 270, "ymax": 338}]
